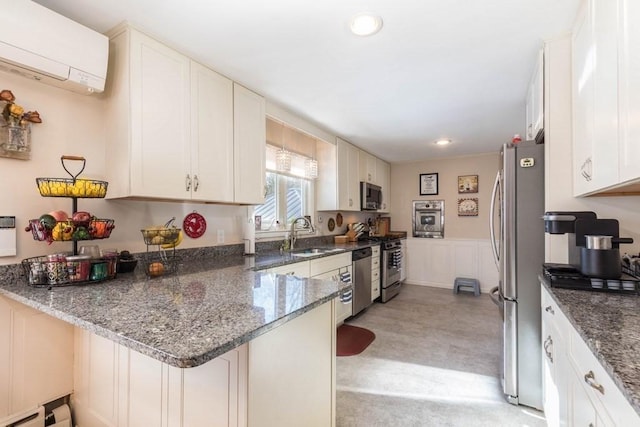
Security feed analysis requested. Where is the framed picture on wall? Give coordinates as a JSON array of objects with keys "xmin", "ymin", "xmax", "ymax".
[
  {"xmin": 420, "ymin": 173, "xmax": 439, "ymax": 195},
  {"xmin": 458, "ymin": 175, "xmax": 478, "ymax": 193},
  {"xmin": 458, "ymin": 198, "xmax": 479, "ymax": 216}
]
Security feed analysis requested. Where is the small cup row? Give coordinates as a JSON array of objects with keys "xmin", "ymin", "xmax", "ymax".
[{"xmin": 590, "ymin": 278, "xmax": 636, "ymax": 291}]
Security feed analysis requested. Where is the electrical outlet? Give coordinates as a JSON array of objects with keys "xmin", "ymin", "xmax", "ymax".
[{"xmin": 217, "ymin": 230, "xmax": 224, "ymax": 243}]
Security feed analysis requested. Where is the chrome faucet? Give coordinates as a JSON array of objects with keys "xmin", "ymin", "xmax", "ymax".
[{"xmin": 290, "ymin": 217, "xmax": 315, "ymax": 250}]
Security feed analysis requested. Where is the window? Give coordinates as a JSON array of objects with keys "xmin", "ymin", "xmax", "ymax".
[{"xmin": 255, "ymin": 145, "xmax": 314, "ymax": 232}]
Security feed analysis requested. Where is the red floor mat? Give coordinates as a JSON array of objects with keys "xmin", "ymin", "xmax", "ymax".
[{"xmin": 336, "ymin": 324, "xmax": 375, "ymax": 356}]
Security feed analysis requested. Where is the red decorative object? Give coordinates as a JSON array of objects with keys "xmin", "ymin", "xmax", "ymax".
[{"xmin": 183, "ymin": 212, "xmax": 206, "ymax": 238}]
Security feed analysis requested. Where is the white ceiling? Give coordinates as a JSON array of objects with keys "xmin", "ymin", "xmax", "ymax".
[{"xmin": 36, "ymin": 0, "xmax": 581, "ymax": 162}]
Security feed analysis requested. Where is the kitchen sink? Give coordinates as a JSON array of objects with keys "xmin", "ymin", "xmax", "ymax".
[{"xmin": 290, "ymin": 248, "xmax": 346, "ymax": 257}]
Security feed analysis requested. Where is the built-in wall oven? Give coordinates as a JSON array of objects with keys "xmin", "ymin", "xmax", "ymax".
[
  {"xmin": 413, "ymin": 200, "xmax": 445, "ymax": 238},
  {"xmin": 381, "ymin": 239, "xmax": 403, "ymax": 302}
]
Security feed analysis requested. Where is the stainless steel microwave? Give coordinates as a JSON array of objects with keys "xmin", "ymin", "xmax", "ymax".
[{"xmin": 361, "ymin": 182, "xmax": 382, "ymax": 210}]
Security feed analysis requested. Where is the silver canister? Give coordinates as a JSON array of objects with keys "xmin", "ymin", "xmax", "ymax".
[{"xmin": 584, "ymin": 235, "xmax": 613, "ymax": 250}]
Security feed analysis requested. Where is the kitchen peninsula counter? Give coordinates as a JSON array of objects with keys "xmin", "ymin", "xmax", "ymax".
[
  {"xmin": 541, "ymin": 278, "xmax": 640, "ymax": 415},
  {"xmin": 0, "ymin": 252, "xmax": 350, "ymax": 369}
]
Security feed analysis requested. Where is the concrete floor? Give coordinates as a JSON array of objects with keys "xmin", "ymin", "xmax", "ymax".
[{"xmin": 336, "ymin": 284, "xmax": 546, "ymax": 427}]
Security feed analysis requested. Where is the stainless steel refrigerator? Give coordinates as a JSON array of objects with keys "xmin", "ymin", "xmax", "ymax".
[{"xmin": 489, "ymin": 141, "xmax": 544, "ymax": 409}]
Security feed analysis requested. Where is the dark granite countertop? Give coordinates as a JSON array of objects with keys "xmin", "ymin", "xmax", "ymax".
[
  {"xmin": 252, "ymin": 240, "xmax": 381, "ymax": 271},
  {"xmin": 541, "ymin": 277, "xmax": 640, "ymax": 415},
  {"xmin": 0, "ymin": 248, "xmax": 352, "ymax": 369}
]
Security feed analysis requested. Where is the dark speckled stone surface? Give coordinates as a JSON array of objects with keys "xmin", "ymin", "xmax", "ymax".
[
  {"xmin": 0, "ymin": 249, "xmax": 351, "ymax": 368},
  {"xmin": 542, "ymin": 277, "xmax": 640, "ymax": 415}
]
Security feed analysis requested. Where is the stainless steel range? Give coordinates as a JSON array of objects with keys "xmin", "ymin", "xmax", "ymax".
[{"xmin": 381, "ymin": 239, "xmax": 403, "ymax": 302}]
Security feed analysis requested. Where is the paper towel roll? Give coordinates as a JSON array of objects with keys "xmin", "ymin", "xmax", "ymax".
[{"xmin": 51, "ymin": 404, "xmax": 71, "ymax": 424}]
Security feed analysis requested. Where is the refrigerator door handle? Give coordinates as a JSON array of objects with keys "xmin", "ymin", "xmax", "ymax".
[
  {"xmin": 503, "ymin": 299, "xmax": 518, "ymax": 404},
  {"xmin": 489, "ymin": 171, "xmax": 501, "ymax": 272}
]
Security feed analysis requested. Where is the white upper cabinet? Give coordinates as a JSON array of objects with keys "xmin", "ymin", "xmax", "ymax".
[
  {"xmin": 317, "ymin": 137, "xmax": 360, "ymax": 211},
  {"xmin": 358, "ymin": 149, "xmax": 376, "ymax": 183},
  {"xmin": 233, "ymin": 83, "xmax": 266, "ymax": 205},
  {"xmin": 338, "ymin": 138, "xmax": 361, "ymax": 211},
  {"xmin": 191, "ymin": 61, "xmax": 234, "ymax": 202},
  {"xmin": 525, "ymin": 49, "xmax": 544, "ymax": 142},
  {"xmin": 376, "ymin": 157, "xmax": 390, "ymax": 213},
  {"xmin": 618, "ymin": 0, "xmax": 640, "ymax": 184},
  {"xmin": 105, "ymin": 26, "xmax": 265, "ymax": 204},
  {"xmin": 106, "ymin": 27, "xmax": 191, "ymax": 200},
  {"xmin": 572, "ymin": 0, "xmax": 640, "ymax": 196}
]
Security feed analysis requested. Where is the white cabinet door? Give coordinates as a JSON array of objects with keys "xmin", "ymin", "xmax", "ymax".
[
  {"xmin": 371, "ymin": 246, "xmax": 380, "ymax": 302},
  {"xmin": 591, "ymin": 0, "xmax": 620, "ymax": 190},
  {"xmin": 572, "ymin": 3, "xmax": 596, "ymax": 196},
  {"xmin": 266, "ymin": 260, "xmax": 310, "ymax": 277},
  {"xmin": 525, "ymin": 49, "xmax": 543, "ymax": 141},
  {"xmin": 0, "ymin": 297, "xmax": 74, "ymax": 419},
  {"xmin": 74, "ymin": 328, "xmax": 248, "ymax": 427},
  {"xmin": 169, "ymin": 345, "xmax": 247, "ymax": 427},
  {"xmin": 129, "ymin": 29, "xmax": 191, "ymax": 199},
  {"xmin": 358, "ymin": 150, "xmax": 376, "ymax": 184},
  {"xmin": 190, "ymin": 61, "xmax": 234, "ymax": 202},
  {"xmin": 618, "ymin": 0, "xmax": 640, "ymax": 183},
  {"xmin": 540, "ymin": 287, "xmax": 568, "ymax": 427},
  {"xmin": 337, "ymin": 138, "xmax": 360, "ymax": 211},
  {"xmin": 376, "ymin": 158, "xmax": 390, "ymax": 212},
  {"xmin": 248, "ymin": 301, "xmax": 334, "ymax": 427},
  {"xmin": 233, "ymin": 83, "xmax": 266, "ymax": 205}
]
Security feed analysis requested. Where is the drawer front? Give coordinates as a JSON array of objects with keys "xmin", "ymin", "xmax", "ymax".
[
  {"xmin": 371, "ymin": 246, "xmax": 380, "ymax": 256},
  {"xmin": 371, "ymin": 256, "xmax": 380, "ymax": 270},
  {"xmin": 268, "ymin": 261, "xmax": 310, "ymax": 277},
  {"xmin": 309, "ymin": 253, "xmax": 351, "ymax": 276},
  {"xmin": 569, "ymin": 327, "xmax": 639, "ymax": 425},
  {"xmin": 541, "ymin": 286, "xmax": 570, "ymax": 339},
  {"xmin": 371, "ymin": 268, "xmax": 380, "ymax": 281}
]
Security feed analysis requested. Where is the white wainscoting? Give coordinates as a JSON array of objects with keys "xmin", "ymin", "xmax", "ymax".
[{"xmin": 405, "ymin": 238, "xmax": 499, "ymax": 293}]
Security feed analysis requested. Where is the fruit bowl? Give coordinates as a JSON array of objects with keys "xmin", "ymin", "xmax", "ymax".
[
  {"xmin": 36, "ymin": 177, "xmax": 108, "ymax": 198},
  {"xmin": 141, "ymin": 227, "xmax": 181, "ymax": 245}
]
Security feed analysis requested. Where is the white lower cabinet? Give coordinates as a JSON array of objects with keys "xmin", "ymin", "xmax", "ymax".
[
  {"xmin": 371, "ymin": 246, "xmax": 380, "ymax": 302},
  {"xmin": 248, "ymin": 301, "xmax": 335, "ymax": 427},
  {"xmin": 540, "ymin": 287, "xmax": 568, "ymax": 427},
  {"xmin": 73, "ymin": 299, "xmax": 335, "ymax": 427},
  {"xmin": 264, "ymin": 260, "xmax": 310, "ymax": 277},
  {"xmin": 73, "ymin": 328, "xmax": 247, "ymax": 427},
  {"xmin": 0, "ymin": 296, "xmax": 74, "ymax": 421},
  {"xmin": 541, "ymin": 286, "xmax": 640, "ymax": 427},
  {"xmin": 309, "ymin": 252, "xmax": 352, "ymax": 325}
]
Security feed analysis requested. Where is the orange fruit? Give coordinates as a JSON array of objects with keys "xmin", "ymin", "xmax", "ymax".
[{"xmin": 148, "ymin": 262, "xmax": 165, "ymax": 277}]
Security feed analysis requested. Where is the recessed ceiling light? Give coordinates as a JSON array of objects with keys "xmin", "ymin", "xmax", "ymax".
[
  {"xmin": 434, "ymin": 139, "xmax": 452, "ymax": 146},
  {"xmin": 349, "ymin": 14, "xmax": 383, "ymax": 36}
]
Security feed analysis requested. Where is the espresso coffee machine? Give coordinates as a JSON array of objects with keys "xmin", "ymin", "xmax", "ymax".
[{"xmin": 542, "ymin": 211, "xmax": 635, "ymax": 290}]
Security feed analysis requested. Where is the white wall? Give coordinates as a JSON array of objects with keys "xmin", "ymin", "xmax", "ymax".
[
  {"xmin": 0, "ymin": 72, "xmax": 246, "ymax": 265},
  {"xmin": 544, "ymin": 35, "xmax": 640, "ymax": 263}
]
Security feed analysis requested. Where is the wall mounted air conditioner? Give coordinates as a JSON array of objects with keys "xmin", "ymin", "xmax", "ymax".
[{"xmin": 0, "ymin": 0, "xmax": 108, "ymax": 94}]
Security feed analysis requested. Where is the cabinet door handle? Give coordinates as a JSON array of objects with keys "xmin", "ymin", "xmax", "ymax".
[
  {"xmin": 584, "ymin": 370, "xmax": 605, "ymax": 395},
  {"xmin": 349, "ymin": 198, "xmax": 353, "ymax": 207},
  {"xmin": 185, "ymin": 174, "xmax": 192, "ymax": 191},
  {"xmin": 543, "ymin": 336, "xmax": 553, "ymax": 363},
  {"xmin": 545, "ymin": 305, "xmax": 555, "ymax": 315},
  {"xmin": 193, "ymin": 174, "xmax": 199, "ymax": 192}
]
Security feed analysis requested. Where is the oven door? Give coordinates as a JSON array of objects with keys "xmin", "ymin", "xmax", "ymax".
[
  {"xmin": 382, "ymin": 248, "xmax": 401, "ymax": 287},
  {"xmin": 414, "ymin": 210, "xmax": 442, "ymax": 235}
]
